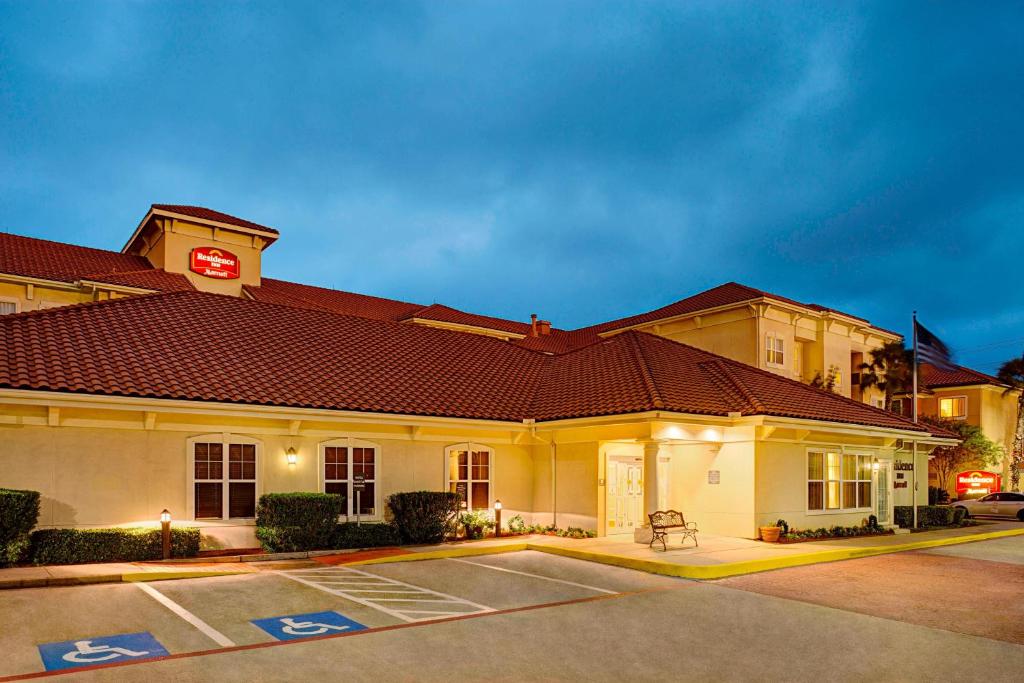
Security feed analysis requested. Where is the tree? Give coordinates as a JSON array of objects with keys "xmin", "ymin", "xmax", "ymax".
[
  {"xmin": 810, "ymin": 365, "xmax": 842, "ymax": 393},
  {"xmin": 859, "ymin": 341, "xmax": 913, "ymax": 411},
  {"xmin": 996, "ymin": 355, "xmax": 1024, "ymax": 490},
  {"xmin": 925, "ymin": 417, "xmax": 1004, "ymax": 495}
]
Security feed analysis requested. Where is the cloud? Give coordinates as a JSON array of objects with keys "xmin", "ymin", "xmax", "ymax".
[{"xmin": 1, "ymin": 1, "xmax": 1022, "ymax": 357}]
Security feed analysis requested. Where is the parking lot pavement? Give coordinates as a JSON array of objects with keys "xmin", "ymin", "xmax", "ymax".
[
  {"xmin": 717, "ymin": 535, "xmax": 1024, "ymax": 646},
  {"xmin": 48, "ymin": 562, "xmax": 1024, "ymax": 683},
  {"xmin": 0, "ymin": 550, "xmax": 670, "ymax": 680},
  {"xmin": 917, "ymin": 534, "xmax": 1024, "ymax": 565}
]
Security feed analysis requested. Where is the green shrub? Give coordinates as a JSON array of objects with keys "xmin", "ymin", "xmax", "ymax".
[
  {"xmin": 331, "ymin": 522, "xmax": 400, "ymax": 549},
  {"xmin": 928, "ymin": 486, "xmax": 950, "ymax": 505},
  {"xmin": 895, "ymin": 505, "xmax": 956, "ymax": 528},
  {"xmin": 387, "ymin": 491, "xmax": 461, "ymax": 544},
  {"xmin": 30, "ymin": 528, "xmax": 200, "ymax": 565},
  {"xmin": 255, "ymin": 493, "xmax": 344, "ymax": 552},
  {"xmin": 952, "ymin": 507, "xmax": 967, "ymax": 525},
  {"xmin": 0, "ymin": 488, "xmax": 40, "ymax": 566},
  {"xmin": 507, "ymin": 514, "xmax": 527, "ymax": 533}
]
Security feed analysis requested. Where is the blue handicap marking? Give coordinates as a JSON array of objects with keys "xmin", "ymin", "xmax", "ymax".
[
  {"xmin": 251, "ymin": 611, "xmax": 367, "ymax": 641},
  {"xmin": 38, "ymin": 632, "xmax": 169, "ymax": 671}
]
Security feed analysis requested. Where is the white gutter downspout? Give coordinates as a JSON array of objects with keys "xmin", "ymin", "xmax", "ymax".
[{"xmin": 526, "ymin": 419, "xmax": 556, "ymax": 528}]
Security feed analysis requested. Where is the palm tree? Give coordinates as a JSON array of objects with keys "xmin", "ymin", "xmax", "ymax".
[
  {"xmin": 859, "ymin": 341, "xmax": 914, "ymax": 411},
  {"xmin": 996, "ymin": 355, "xmax": 1024, "ymax": 490}
]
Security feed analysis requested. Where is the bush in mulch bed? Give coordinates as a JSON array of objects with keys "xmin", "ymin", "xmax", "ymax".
[{"xmin": 778, "ymin": 525, "xmax": 894, "ymax": 544}]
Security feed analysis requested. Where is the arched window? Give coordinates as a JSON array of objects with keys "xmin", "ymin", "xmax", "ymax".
[
  {"xmin": 319, "ymin": 438, "xmax": 379, "ymax": 519},
  {"xmin": 187, "ymin": 434, "xmax": 261, "ymax": 520},
  {"xmin": 445, "ymin": 443, "xmax": 493, "ymax": 511}
]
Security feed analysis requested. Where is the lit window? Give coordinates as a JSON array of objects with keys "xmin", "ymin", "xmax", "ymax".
[
  {"xmin": 808, "ymin": 451, "xmax": 871, "ymax": 512},
  {"xmin": 447, "ymin": 443, "xmax": 492, "ymax": 510},
  {"xmin": 320, "ymin": 439, "xmax": 378, "ymax": 518},
  {"xmin": 765, "ymin": 334, "xmax": 785, "ymax": 366},
  {"xmin": 939, "ymin": 396, "xmax": 967, "ymax": 419},
  {"xmin": 191, "ymin": 436, "xmax": 259, "ymax": 519}
]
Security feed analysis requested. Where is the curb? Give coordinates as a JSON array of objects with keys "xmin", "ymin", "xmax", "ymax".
[
  {"xmin": 0, "ymin": 568, "xmax": 252, "ymax": 590},
  {"xmin": 346, "ymin": 527, "xmax": 1024, "ymax": 579}
]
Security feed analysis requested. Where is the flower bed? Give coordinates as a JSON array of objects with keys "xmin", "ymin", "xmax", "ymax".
[{"xmin": 778, "ymin": 525, "xmax": 894, "ymax": 544}]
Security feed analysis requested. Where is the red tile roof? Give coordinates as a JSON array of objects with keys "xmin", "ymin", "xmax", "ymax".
[
  {"xmin": 920, "ymin": 363, "xmax": 1007, "ymax": 389},
  {"xmin": 401, "ymin": 303, "xmax": 534, "ymax": 336},
  {"xmin": 78, "ymin": 269, "xmax": 194, "ymax": 292},
  {"xmin": 243, "ymin": 278, "xmax": 423, "ymax": 321},
  {"xmin": 0, "ymin": 290, "xmax": 938, "ymax": 434},
  {"xmin": 577, "ymin": 282, "xmax": 899, "ymax": 338},
  {"xmin": 0, "ymin": 231, "xmax": 152, "ymax": 284},
  {"xmin": 151, "ymin": 205, "xmax": 279, "ymax": 235}
]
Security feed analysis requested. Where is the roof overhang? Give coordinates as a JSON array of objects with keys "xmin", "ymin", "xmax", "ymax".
[{"xmin": 122, "ymin": 206, "xmax": 279, "ymax": 254}]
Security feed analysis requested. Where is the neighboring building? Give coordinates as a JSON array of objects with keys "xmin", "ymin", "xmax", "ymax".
[
  {"xmin": 896, "ymin": 364, "xmax": 1021, "ymax": 496},
  {"xmin": 0, "ymin": 205, "xmax": 954, "ymax": 548}
]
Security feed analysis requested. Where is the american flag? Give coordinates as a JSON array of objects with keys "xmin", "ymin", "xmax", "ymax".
[{"xmin": 915, "ymin": 320, "xmax": 955, "ymax": 371}]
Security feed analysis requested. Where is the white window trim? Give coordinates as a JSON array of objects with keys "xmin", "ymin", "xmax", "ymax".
[
  {"xmin": 445, "ymin": 442, "xmax": 494, "ymax": 511},
  {"xmin": 806, "ymin": 449, "xmax": 874, "ymax": 516},
  {"xmin": 765, "ymin": 333, "xmax": 785, "ymax": 367},
  {"xmin": 185, "ymin": 433, "xmax": 262, "ymax": 522},
  {"xmin": 938, "ymin": 395, "xmax": 968, "ymax": 420},
  {"xmin": 0, "ymin": 296, "xmax": 20, "ymax": 315},
  {"xmin": 318, "ymin": 438, "xmax": 381, "ymax": 521}
]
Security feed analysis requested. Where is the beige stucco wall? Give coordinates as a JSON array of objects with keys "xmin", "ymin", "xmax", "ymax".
[
  {"xmin": 0, "ymin": 421, "xmax": 534, "ymax": 548},
  {"xmin": 664, "ymin": 440, "xmax": 757, "ymax": 537},
  {"xmin": 754, "ymin": 441, "xmax": 927, "ymax": 532}
]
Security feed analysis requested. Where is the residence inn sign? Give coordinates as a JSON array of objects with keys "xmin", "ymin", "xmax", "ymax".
[{"xmin": 190, "ymin": 246, "xmax": 240, "ymax": 279}]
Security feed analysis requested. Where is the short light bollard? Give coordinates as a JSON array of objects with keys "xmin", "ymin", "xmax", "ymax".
[
  {"xmin": 494, "ymin": 499, "xmax": 502, "ymax": 538},
  {"xmin": 160, "ymin": 509, "xmax": 171, "ymax": 559}
]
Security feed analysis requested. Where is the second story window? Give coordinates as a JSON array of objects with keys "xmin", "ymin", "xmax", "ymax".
[
  {"xmin": 891, "ymin": 398, "xmax": 905, "ymax": 415},
  {"xmin": 765, "ymin": 334, "xmax": 785, "ymax": 366},
  {"xmin": 0, "ymin": 299, "xmax": 18, "ymax": 315},
  {"xmin": 939, "ymin": 396, "xmax": 967, "ymax": 419}
]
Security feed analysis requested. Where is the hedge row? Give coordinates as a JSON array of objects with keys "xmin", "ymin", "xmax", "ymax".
[
  {"xmin": 0, "ymin": 488, "xmax": 41, "ymax": 567},
  {"xmin": 894, "ymin": 505, "xmax": 959, "ymax": 528},
  {"xmin": 29, "ymin": 528, "xmax": 201, "ymax": 565},
  {"xmin": 255, "ymin": 491, "xmax": 458, "ymax": 552}
]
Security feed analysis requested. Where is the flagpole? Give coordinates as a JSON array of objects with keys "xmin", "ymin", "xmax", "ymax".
[{"xmin": 912, "ymin": 311, "xmax": 918, "ymax": 530}]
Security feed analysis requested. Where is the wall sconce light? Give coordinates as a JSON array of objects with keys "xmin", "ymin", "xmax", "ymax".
[
  {"xmin": 286, "ymin": 447, "xmax": 298, "ymax": 466},
  {"xmin": 872, "ymin": 461, "xmax": 880, "ymax": 471}
]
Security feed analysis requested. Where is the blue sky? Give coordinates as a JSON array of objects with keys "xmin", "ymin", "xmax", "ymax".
[{"xmin": 1, "ymin": 1, "xmax": 1022, "ymax": 372}]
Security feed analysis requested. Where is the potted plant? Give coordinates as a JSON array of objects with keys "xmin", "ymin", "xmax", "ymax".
[
  {"xmin": 460, "ymin": 510, "xmax": 495, "ymax": 540},
  {"xmin": 759, "ymin": 522, "xmax": 782, "ymax": 543}
]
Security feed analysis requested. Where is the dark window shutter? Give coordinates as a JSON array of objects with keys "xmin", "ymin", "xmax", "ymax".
[{"xmin": 229, "ymin": 482, "xmax": 256, "ymax": 518}]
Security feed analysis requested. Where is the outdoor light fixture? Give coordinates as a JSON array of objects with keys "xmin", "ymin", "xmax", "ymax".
[
  {"xmin": 494, "ymin": 500, "xmax": 502, "ymax": 510},
  {"xmin": 872, "ymin": 461, "xmax": 880, "ymax": 471},
  {"xmin": 494, "ymin": 499, "xmax": 503, "ymax": 537},
  {"xmin": 286, "ymin": 447, "xmax": 298, "ymax": 466},
  {"xmin": 160, "ymin": 509, "xmax": 171, "ymax": 559}
]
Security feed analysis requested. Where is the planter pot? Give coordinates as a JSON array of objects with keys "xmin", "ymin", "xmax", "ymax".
[{"xmin": 759, "ymin": 526, "xmax": 782, "ymax": 543}]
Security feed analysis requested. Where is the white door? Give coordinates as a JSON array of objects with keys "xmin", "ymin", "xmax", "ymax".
[
  {"xmin": 875, "ymin": 462, "xmax": 893, "ymax": 525},
  {"xmin": 607, "ymin": 456, "xmax": 643, "ymax": 534}
]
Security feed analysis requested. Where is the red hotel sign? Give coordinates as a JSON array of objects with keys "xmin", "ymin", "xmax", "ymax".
[
  {"xmin": 190, "ymin": 247, "xmax": 240, "ymax": 280},
  {"xmin": 956, "ymin": 470, "xmax": 1001, "ymax": 497}
]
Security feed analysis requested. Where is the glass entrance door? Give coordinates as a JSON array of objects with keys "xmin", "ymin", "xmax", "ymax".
[{"xmin": 875, "ymin": 462, "xmax": 892, "ymax": 525}]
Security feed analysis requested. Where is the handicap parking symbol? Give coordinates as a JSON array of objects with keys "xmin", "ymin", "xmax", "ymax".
[
  {"xmin": 38, "ymin": 632, "xmax": 169, "ymax": 671},
  {"xmin": 251, "ymin": 611, "xmax": 367, "ymax": 641}
]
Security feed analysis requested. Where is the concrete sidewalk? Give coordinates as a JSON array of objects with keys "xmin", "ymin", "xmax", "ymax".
[
  {"xmin": 3, "ymin": 521, "xmax": 1022, "ymax": 589},
  {"xmin": 0, "ymin": 560, "xmax": 256, "ymax": 589},
  {"xmin": 346, "ymin": 521, "xmax": 1024, "ymax": 579}
]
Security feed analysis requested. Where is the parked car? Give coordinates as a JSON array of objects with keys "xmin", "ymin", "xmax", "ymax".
[{"xmin": 954, "ymin": 492, "xmax": 1024, "ymax": 521}]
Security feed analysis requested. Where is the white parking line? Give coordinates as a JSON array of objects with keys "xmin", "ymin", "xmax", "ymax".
[
  {"xmin": 277, "ymin": 566, "xmax": 494, "ymax": 623},
  {"xmin": 133, "ymin": 581, "xmax": 236, "ymax": 647},
  {"xmin": 446, "ymin": 558, "xmax": 618, "ymax": 594}
]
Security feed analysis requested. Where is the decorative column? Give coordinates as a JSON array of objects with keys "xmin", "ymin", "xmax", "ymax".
[{"xmin": 643, "ymin": 440, "xmax": 664, "ymax": 515}]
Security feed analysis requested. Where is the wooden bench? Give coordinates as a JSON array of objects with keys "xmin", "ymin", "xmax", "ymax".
[{"xmin": 648, "ymin": 510, "xmax": 699, "ymax": 551}]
